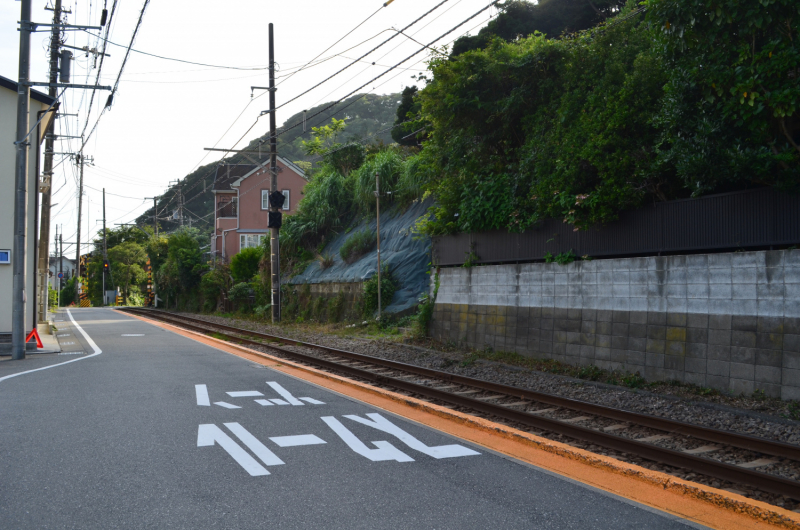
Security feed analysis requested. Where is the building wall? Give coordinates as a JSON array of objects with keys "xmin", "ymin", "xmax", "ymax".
[
  {"xmin": 212, "ymin": 161, "xmax": 307, "ymax": 259},
  {"xmin": 0, "ymin": 86, "xmax": 47, "ymax": 334},
  {"xmin": 430, "ymin": 250, "xmax": 800, "ymax": 400}
]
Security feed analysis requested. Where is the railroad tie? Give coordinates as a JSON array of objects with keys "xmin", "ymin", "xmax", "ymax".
[
  {"xmin": 475, "ymin": 394, "xmax": 507, "ymax": 401},
  {"xmin": 683, "ymin": 445, "xmax": 721, "ymax": 455},
  {"xmin": 562, "ymin": 416, "xmax": 592, "ymax": 424},
  {"xmin": 602, "ymin": 423, "xmax": 629, "ymax": 432},
  {"xmin": 453, "ymin": 389, "xmax": 481, "ymax": 395},
  {"xmin": 529, "ymin": 408, "xmax": 557, "ymax": 415},
  {"xmin": 737, "ymin": 458, "xmax": 778, "ymax": 469},
  {"xmin": 636, "ymin": 434, "xmax": 673, "ymax": 443}
]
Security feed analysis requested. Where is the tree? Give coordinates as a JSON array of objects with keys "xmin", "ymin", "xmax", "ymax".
[
  {"xmin": 391, "ymin": 86, "xmax": 423, "ymax": 146},
  {"xmin": 451, "ymin": 0, "xmax": 627, "ymax": 56},
  {"xmin": 230, "ymin": 247, "xmax": 261, "ymax": 283},
  {"xmin": 108, "ymin": 242, "xmax": 147, "ymax": 304}
]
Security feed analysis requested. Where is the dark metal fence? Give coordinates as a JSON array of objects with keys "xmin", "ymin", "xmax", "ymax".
[{"xmin": 432, "ymin": 188, "xmax": 800, "ymax": 266}]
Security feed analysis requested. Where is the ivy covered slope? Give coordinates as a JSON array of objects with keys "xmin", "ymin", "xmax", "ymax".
[
  {"xmin": 134, "ymin": 93, "xmax": 401, "ymax": 232},
  {"xmin": 416, "ymin": 0, "xmax": 799, "ymax": 235}
]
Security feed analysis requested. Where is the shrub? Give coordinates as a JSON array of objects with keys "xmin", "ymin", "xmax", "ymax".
[
  {"xmin": 229, "ymin": 282, "xmax": 253, "ymax": 309},
  {"xmin": 327, "ymin": 290, "xmax": 346, "ymax": 322},
  {"xmin": 317, "ymin": 253, "xmax": 334, "ymax": 270},
  {"xmin": 339, "ymin": 230, "xmax": 375, "ymax": 263},
  {"xmin": 362, "ymin": 264, "xmax": 397, "ymax": 318},
  {"xmin": 230, "ymin": 247, "xmax": 261, "ymax": 283}
]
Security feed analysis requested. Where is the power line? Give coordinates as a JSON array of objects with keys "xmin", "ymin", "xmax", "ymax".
[
  {"xmin": 82, "ymin": 0, "xmax": 151, "ymax": 150},
  {"xmin": 276, "ymin": 0, "xmax": 451, "ymax": 111}
]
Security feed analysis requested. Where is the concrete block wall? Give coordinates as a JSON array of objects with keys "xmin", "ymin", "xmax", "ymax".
[{"xmin": 429, "ymin": 250, "xmax": 800, "ymax": 400}]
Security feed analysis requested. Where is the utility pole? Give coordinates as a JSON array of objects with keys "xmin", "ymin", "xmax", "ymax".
[
  {"xmin": 375, "ymin": 171, "xmax": 382, "ymax": 322},
  {"xmin": 74, "ymin": 153, "xmax": 84, "ymax": 305},
  {"xmin": 102, "ymin": 188, "xmax": 107, "ymax": 306},
  {"xmin": 268, "ymin": 23, "xmax": 280, "ymax": 323},
  {"xmin": 59, "ymin": 227, "xmax": 63, "ymax": 307},
  {"xmin": 36, "ymin": 0, "xmax": 62, "ymax": 325},
  {"xmin": 12, "ymin": 0, "xmax": 32, "ymax": 360},
  {"xmin": 146, "ymin": 196, "xmax": 158, "ymax": 237}
]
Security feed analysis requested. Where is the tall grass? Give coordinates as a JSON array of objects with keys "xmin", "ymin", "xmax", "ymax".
[{"xmin": 339, "ymin": 229, "xmax": 375, "ymax": 263}]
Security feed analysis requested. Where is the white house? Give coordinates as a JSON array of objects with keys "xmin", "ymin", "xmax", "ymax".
[{"xmin": 0, "ymin": 74, "xmax": 56, "ymax": 345}]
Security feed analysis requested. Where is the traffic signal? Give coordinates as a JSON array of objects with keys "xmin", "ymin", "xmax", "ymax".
[{"xmin": 103, "ymin": 260, "xmax": 110, "ymax": 274}]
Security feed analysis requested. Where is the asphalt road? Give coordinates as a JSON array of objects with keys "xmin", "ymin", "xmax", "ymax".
[{"xmin": 0, "ymin": 308, "xmax": 708, "ymax": 529}]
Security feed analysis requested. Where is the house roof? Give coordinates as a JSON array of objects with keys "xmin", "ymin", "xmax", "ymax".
[
  {"xmin": 212, "ymin": 164, "xmax": 258, "ymax": 192},
  {"xmin": 230, "ymin": 156, "xmax": 307, "ymax": 189},
  {"xmin": 0, "ymin": 74, "xmax": 57, "ymax": 106}
]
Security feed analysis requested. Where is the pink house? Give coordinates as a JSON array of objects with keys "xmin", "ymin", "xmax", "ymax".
[{"xmin": 210, "ymin": 159, "xmax": 307, "ymax": 260}]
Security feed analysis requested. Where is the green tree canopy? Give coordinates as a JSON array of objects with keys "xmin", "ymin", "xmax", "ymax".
[
  {"xmin": 108, "ymin": 242, "xmax": 147, "ymax": 304},
  {"xmin": 230, "ymin": 247, "xmax": 261, "ymax": 283}
]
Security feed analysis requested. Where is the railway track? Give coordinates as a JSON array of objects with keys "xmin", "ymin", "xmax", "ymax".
[{"xmin": 121, "ymin": 307, "xmax": 800, "ymax": 500}]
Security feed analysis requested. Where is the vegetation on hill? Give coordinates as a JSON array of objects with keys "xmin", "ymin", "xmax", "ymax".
[
  {"xmin": 133, "ymin": 93, "xmax": 401, "ymax": 235},
  {"xmin": 410, "ymin": 0, "xmax": 799, "ymax": 234}
]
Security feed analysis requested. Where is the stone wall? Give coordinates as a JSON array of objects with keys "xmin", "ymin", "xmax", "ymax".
[{"xmin": 430, "ymin": 250, "xmax": 800, "ymax": 399}]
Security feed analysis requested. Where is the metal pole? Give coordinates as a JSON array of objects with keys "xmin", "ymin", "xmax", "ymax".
[
  {"xmin": 268, "ymin": 23, "xmax": 280, "ymax": 323},
  {"xmin": 12, "ymin": 0, "xmax": 32, "ymax": 360},
  {"xmin": 37, "ymin": 0, "xmax": 61, "ymax": 324},
  {"xmin": 376, "ymin": 171, "xmax": 381, "ymax": 321},
  {"xmin": 102, "ymin": 188, "xmax": 106, "ymax": 306},
  {"xmin": 74, "ymin": 153, "xmax": 83, "ymax": 305}
]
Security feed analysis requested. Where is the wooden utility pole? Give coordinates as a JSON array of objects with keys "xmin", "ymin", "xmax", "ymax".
[
  {"xmin": 37, "ymin": 0, "xmax": 62, "ymax": 324},
  {"xmin": 102, "ymin": 188, "xmax": 107, "ymax": 306},
  {"xmin": 74, "ymin": 153, "xmax": 84, "ymax": 305},
  {"xmin": 269, "ymin": 23, "xmax": 280, "ymax": 323},
  {"xmin": 12, "ymin": 0, "xmax": 32, "ymax": 360}
]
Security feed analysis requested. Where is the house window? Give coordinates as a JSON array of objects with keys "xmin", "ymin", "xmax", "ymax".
[
  {"xmin": 219, "ymin": 197, "xmax": 237, "ymax": 218},
  {"xmin": 239, "ymin": 234, "xmax": 266, "ymax": 250},
  {"xmin": 282, "ymin": 189, "xmax": 290, "ymax": 210},
  {"xmin": 261, "ymin": 190, "xmax": 269, "ymax": 210}
]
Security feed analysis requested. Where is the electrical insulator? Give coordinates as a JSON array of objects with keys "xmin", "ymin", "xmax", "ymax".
[
  {"xmin": 100, "ymin": 9, "xmax": 108, "ymax": 26},
  {"xmin": 59, "ymin": 50, "xmax": 72, "ymax": 83}
]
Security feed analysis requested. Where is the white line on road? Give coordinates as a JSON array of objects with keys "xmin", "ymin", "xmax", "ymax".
[
  {"xmin": 266, "ymin": 381, "xmax": 304, "ymax": 405},
  {"xmin": 321, "ymin": 416, "xmax": 414, "ymax": 463},
  {"xmin": 270, "ymin": 434, "xmax": 327, "ymax": 447},
  {"xmin": 299, "ymin": 397, "xmax": 326, "ymax": 405},
  {"xmin": 197, "ymin": 424, "xmax": 269, "ymax": 476},
  {"xmin": 226, "ymin": 391, "xmax": 263, "ymax": 397},
  {"xmin": 0, "ymin": 309, "xmax": 102, "ymax": 384},
  {"xmin": 224, "ymin": 423, "xmax": 285, "ymax": 466},
  {"xmin": 254, "ymin": 399, "xmax": 274, "ymax": 406},
  {"xmin": 269, "ymin": 399, "xmax": 290, "ymax": 406},
  {"xmin": 195, "ymin": 384, "xmax": 210, "ymax": 406},
  {"xmin": 214, "ymin": 401, "xmax": 241, "ymax": 409}
]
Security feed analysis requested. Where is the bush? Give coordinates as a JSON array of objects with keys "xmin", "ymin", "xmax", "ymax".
[
  {"xmin": 339, "ymin": 229, "xmax": 375, "ymax": 263},
  {"xmin": 362, "ymin": 264, "xmax": 397, "ymax": 318},
  {"xmin": 200, "ymin": 265, "xmax": 229, "ymax": 312},
  {"xmin": 229, "ymin": 282, "xmax": 253, "ymax": 312},
  {"xmin": 327, "ymin": 290, "xmax": 346, "ymax": 322},
  {"xmin": 230, "ymin": 247, "xmax": 261, "ymax": 283},
  {"xmin": 60, "ymin": 277, "xmax": 76, "ymax": 306}
]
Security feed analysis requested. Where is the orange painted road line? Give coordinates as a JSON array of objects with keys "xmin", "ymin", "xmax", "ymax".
[{"xmin": 128, "ymin": 312, "xmax": 800, "ymax": 530}]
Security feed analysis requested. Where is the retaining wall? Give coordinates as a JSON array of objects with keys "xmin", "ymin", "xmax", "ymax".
[{"xmin": 430, "ymin": 250, "xmax": 800, "ymax": 400}]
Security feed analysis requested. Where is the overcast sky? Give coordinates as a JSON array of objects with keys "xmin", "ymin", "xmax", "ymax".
[{"xmin": 1, "ymin": 0, "xmax": 494, "ymax": 254}]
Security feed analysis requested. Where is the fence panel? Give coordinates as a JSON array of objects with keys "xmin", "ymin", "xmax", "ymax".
[{"xmin": 432, "ymin": 188, "xmax": 800, "ymax": 266}]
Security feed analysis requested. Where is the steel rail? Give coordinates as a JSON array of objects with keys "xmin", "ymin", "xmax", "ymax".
[{"xmin": 121, "ymin": 307, "xmax": 800, "ymax": 499}]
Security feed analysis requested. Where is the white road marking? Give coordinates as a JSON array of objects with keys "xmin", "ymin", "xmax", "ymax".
[
  {"xmin": 56, "ymin": 334, "xmax": 70, "ymax": 337},
  {"xmin": 344, "ymin": 413, "xmax": 480, "ymax": 459},
  {"xmin": 269, "ymin": 399, "xmax": 290, "ymax": 406},
  {"xmin": 214, "ymin": 401, "xmax": 241, "ymax": 409},
  {"xmin": 197, "ymin": 424, "xmax": 269, "ymax": 476},
  {"xmin": 254, "ymin": 399, "xmax": 274, "ymax": 406},
  {"xmin": 321, "ymin": 416, "xmax": 413, "ymax": 462},
  {"xmin": 224, "ymin": 423, "xmax": 285, "ymax": 466},
  {"xmin": 270, "ymin": 434, "xmax": 326, "ymax": 447},
  {"xmin": 299, "ymin": 397, "xmax": 325, "ymax": 405},
  {"xmin": 121, "ymin": 334, "xmax": 145, "ymax": 337},
  {"xmin": 61, "ymin": 342, "xmax": 75, "ymax": 345},
  {"xmin": 226, "ymin": 391, "xmax": 263, "ymax": 397},
  {"xmin": 266, "ymin": 381, "xmax": 304, "ymax": 405},
  {"xmin": 195, "ymin": 384, "xmax": 210, "ymax": 406},
  {"xmin": 58, "ymin": 352, "xmax": 84, "ymax": 356},
  {"xmin": 0, "ymin": 309, "xmax": 102, "ymax": 384}
]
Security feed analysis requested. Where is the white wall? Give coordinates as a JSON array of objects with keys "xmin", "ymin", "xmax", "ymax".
[{"xmin": 0, "ymin": 84, "xmax": 48, "ymax": 333}]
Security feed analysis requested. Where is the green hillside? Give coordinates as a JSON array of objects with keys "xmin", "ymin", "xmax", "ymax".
[{"xmin": 135, "ymin": 93, "xmax": 400, "ymax": 235}]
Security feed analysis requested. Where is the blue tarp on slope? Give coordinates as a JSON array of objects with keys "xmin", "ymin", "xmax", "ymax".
[{"xmin": 289, "ymin": 198, "xmax": 433, "ymax": 314}]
